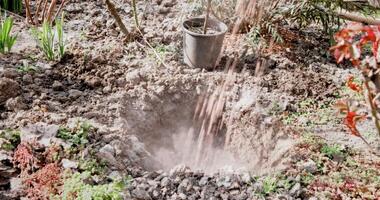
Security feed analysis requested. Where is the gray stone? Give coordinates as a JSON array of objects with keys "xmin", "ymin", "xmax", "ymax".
[
  {"xmin": 20, "ymin": 122, "xmax": 60, "ymax": 146},
  {"xmin": 68, "ymin": 89, "xmax": 83, "ymax": 99},
  {"xmin": 161, "ymin": 177, "xmax": 170, "ymax": 187},
  {"xmin": 10, "ymin": 178, "xmax": 23, "ymax": 191},
  {"xmin": 289, "ymin": 183, "xmax": 301, "ymax": 197},
  {"xmin": 131, "ymin": 188, "xmax": 152, "ymax": 200},
  {"xmin": 108, "ymin": 171, "xmax": 123, "ymax": 181},
  {"xmin": 22, "ymin": 74, "xmax": 33, "ymax": 84},
  {"xmin": 301, "ymin": 159, "xmax": 318, "ymax": 173},
  {"xmin": 241, "ymin": 173, "xmax": 251, "ymax": 184},
  {"xmin": 52, "ymin": 80, "xmax": 64, "ymax": 91},
  {"xmin": 99, "ymin": 144, "xmax": 116, "ymax": 156},
  {"xmin": 62, "ymin": 159, "xmax": 78, "ymax": 169},
  {"xmin": 178, "ymin": 193, "xmax": 187, "ymax": 200},
  {"xmin": 103, "ymin": 86, "xmax": 112, "ymax": 94},
  {"xmin": 199, "ymin": 176, "xmax": 209, "ymax": 186}
]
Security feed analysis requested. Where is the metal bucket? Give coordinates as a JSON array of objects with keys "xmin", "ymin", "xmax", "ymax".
[{"xmin": 182, "ymin": 17, "xmax": 228, "ymax": 70}]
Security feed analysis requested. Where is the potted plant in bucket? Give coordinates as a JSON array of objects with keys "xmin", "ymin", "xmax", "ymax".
[{"xmin": 182, "ymin": 0, "xmax": 228, "ymax": 70}]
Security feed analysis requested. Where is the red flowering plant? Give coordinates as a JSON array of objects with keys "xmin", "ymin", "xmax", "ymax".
[{"xmin": 331, "ymin": 23, "xmax": 380, "ymax": 146}]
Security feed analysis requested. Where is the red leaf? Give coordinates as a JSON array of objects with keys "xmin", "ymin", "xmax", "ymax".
[
  {"xmin": 346, "ymin": 75, "xmax": 362, "ymax": 92},
  {"xmin": 343, "ymin": 111, "xmax": 365, "ymax": 137}
]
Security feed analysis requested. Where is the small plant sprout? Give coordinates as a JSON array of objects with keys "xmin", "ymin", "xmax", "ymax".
[
  {"xmin": 32, "ymin": 21, "xmax": 55, "ymax": 60},
  {"xmin": 0, "ymin": 16, "xmax": 17, "ymax": 53},
  {"xmin": 32, "ymin": 14, "xmax": 66, "ymax": 60},
  {"xmin": 56, "ymin": 12, "xmax": 65, "ymax": 57}
]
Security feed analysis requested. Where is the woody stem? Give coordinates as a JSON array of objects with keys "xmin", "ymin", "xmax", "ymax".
[{"xmin": 363, "ymin": 78, "xmax": 380, "ymax": 138}]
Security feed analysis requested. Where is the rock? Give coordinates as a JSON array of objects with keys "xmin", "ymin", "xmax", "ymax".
[
  {"xmin": 199, "ymin": 176, "xmax": 209, "ymax": 186},
  {"xmin": 22, "ymin": 74, "xmax": 33, "ymax": 84},
  {"xmin": 86, "ymin": 77, "xmax": 102, "ymax": 88},
  {"xmin": 68, "ymin": 89, "xmax": 83, "ymax": 99},
  {"xmin": 20, "ymin": 122, "xmax": 60, "ymax": 146},
  {"xmin": 301, "ymin": 159, "xmax": 318, "ymax": 173},
  {"xmin": 10, "ymin": 178, "xmax": 23, "ymax": 191},
  {"xmin": 178, "ymin": 193, "xmax": 187, "ymax": 200},
  {"xmin": 216, "ymin": 176, "xmax": 232, "ymax": 188},
  {"xmin": 169, "ymin": 164, "xmax": 190, "ymax": 176},
  {"xmin": 241, "ymin": 173, "xmax": 251, "ymax": 184},
  {"xmin": 161, "ymin": 177, "xmax": 170, "ymax": 187},
  {"xmin": 52, "ymin": 80, "xmax": 64, "ymax": 91},
  {"xmin": 158, "ymin": 7, "xmax": 170, "ymax": 14},
  {"xmin": 62, "ymin": 159, "xmax": 78, "ymax": 169},
  {"xmin": 99, "ymin": 144, "xmax": 116, "ymax": 156},
  {"xmin": 131, "ymin": 188, "xmax": 152, "ymax": 200},
  {"xmin": 5, "ymin": 97, "xmax": 27, "ymax": 111},
  {"xmin": 162, "ymin": 0, "xmax": 175, "ymax": 7},
  {"xmin": 289, "ymin": 183, "xmax": 301, "ymax": 197},
  {"xmin": 108, "ymin": 171, "xmax": 123, "ymax": 181},
  {"xmin": 0, "ymin": 78, "xmax": 20, "ymax": 104},
  {"xmin": 103, "ymin": 85, "xmax": 112, "ymax": 94}
]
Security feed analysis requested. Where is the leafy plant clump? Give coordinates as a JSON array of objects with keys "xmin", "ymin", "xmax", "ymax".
[
  {"xmin": 32, "ymin": 14, "xmax": 66, "ymax": 60},
  {"xmin": 57, "ymin": 122, "xmax": 92, "ymax": 149},
  {"xmin": 0, "ymin": 16, "xmax": 17, "ymax": 53},
  {"xmin": 0, "ymin": 129, "xmax": 20, "ymax": 151},
  {"xmin": 58, "ymin": 171, "xmax": 126, "ymax": 200}
]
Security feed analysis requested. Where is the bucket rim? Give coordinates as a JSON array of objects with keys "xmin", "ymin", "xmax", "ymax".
[{"xmin": 182, "ymin": 17, "xmax": 228, "ymax": 37}]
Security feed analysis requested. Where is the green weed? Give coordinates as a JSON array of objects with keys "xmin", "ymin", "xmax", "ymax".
[
  {"xmin": 261, "ymin": 176, "xmax": 279, "ymax": 196},
  {"xmin": 16, "ymin": 62, "xmax": 37, "ymax": 73},
  {"xmin": 0, "ymin": 129, "xmax": 21, "ymax": 151},
  {"xmin": 57, "ymin": 122, "xmax": 92, "ymax": 149},
  {"xmin": 320, "ymin": 144, "xmax": 345, "ymax": 159},
  {"xmin": 58, "ymin": 171, "xmax": 127, "ymax": 200},
  {"xmin": 78, "ymin": 158, "xmax": 106, "ymax": 175},
  {"xmin": 0, "ymin": 16, "xmax": 17, "ymax": 53}
]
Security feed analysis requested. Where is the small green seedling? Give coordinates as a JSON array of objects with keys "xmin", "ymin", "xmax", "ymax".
[
  {"xmin": 32, "ymin": 21, "xmax": 55, "ymax": 60},
  {"xmin": 321, "ymin": 144, "xmax": 344, "ymax": 159},
  {"xmin": 261, "ymin": 176, "xmax": 278, "ymax": 196},
  {"xmin": 16, "ymin": 62, "xmax": 37, "ymax": 73},
  {"xmin": 55, "ymin": 13, "xmax": 65, "ymax": 57},
  {"xmin": 0, "ymin": 16, "xmax": 17, "ymax": 53}
]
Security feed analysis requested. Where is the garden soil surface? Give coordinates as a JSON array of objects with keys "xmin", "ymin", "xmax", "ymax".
[{"xmin": 1, "ymin": 0, "xmax": 380, "ymax": 199}]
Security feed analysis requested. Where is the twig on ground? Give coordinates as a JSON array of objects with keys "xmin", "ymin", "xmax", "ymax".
[{"xmin": 104, "ymin": 0, "xmax": 131, "ymax": 39}]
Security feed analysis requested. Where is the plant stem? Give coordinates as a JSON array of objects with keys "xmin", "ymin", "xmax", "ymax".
[
  {"xmin": 104, "ymin": 0, "xmax": 131, "ymax": 38},
  {"xmin": 132, "ymin": 0, "xmax": 139, "ymax": 28},
  {"xmin": 203, "ymin": 0, "xmax": 211, "ymax": 34},
  {"xmin": 364, "ymin": 79, "xmax": 380, "ymax": 137},
  {"xmin": 53, "ymin": 0, "xmax": 67, "ymax": 23},
  {"xmin": 46, "ymin": 0, "xmax": 57, "ymax": 24},
  {"xmin": 24, "ymin": 0, "xmax": 33, "ymax": 24}
]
